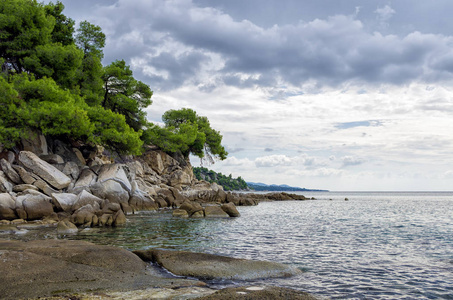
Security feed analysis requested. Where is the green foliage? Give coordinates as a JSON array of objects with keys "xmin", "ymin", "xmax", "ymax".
[
  {"xmin": 75, "ymin": 20, "xmax": 105, "ymax": 59},
  {"xmin": 11, "ymin": 75, "xmax": 92, "ymax": 139},
  {"xmin": 78, "ymin": 52, "xmax": 104, "ymax": 106},
  {"xmin": 23, "ymin": 43, "xmax": 83, "ymax": 89},
  {"xmin": 102, "ymin": 60, "xmax": 153, "ymax": 131},
  {"xmin": 0, "ymin": 76, "xmax": 22, "ymax": 148},
  {"xmin": 44, "ymin": 1, "xmax": 75, "ymax": 45},
  {"xmin": 151, "ymin": 108, "xmax": 228, "ymax": 161},
  {"xmin": 193, "ymin": 167, "xmax": 248, "ymax": 191},
  {"xmin": 86, "ymin": 106, "xmax": 143, "ymax": 155},
  {"xmin": 0, "ymin": 0, "xmax": 54, "ymax": 74}
]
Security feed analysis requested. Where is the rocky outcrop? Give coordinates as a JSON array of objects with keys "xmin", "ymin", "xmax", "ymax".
[
  {"xmin": 0, "ymin": 136, "xmax": 312, "ymax": 227},
  {"xmin": 133, "ymin": 249, "xmax": 302, "ymax": 280}
]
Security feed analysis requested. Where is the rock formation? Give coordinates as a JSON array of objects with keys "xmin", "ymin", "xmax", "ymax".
[{"xmin": 0, "ymin": 133, "xmax": 309, "ymax": 228}]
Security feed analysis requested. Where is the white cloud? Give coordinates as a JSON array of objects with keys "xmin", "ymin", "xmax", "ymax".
[{"xmin": 255, "ymin": 155, "xmax": 292, "ymax": 168}]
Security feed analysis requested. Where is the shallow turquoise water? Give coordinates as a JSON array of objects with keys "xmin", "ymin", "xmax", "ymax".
[{"xmin": 3, "ymin": 192, "xmax": 453, "ymax": 299}]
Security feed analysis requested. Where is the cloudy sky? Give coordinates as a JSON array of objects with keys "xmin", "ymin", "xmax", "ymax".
[{"xmin": 52, "ymin": 0, "xmax": 453, "ymax": 191}]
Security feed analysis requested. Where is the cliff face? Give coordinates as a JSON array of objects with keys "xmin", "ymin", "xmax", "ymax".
[{"xmin": 0, "ymin": 133, "xmax": 241, "ymax": 226}]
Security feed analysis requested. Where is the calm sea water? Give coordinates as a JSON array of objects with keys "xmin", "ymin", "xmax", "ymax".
[{"xmin": 4, "ymin": 191, "xmax": 453, "ymax": 299}]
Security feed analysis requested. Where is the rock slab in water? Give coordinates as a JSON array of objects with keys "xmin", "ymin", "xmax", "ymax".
[
  {"xmin": 0, "ymin": 239, "xmax": 204, "ymax": 300},
  {"xmin": 133, "ymin": 249, "xmax": 302, "ymax": 280},
  {"xmin": 197, "ymin": 286, "xmax": 318, "ymax": 300}
]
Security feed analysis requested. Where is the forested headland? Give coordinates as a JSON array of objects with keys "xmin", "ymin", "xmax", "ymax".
[
  {"xmin": 0, "ymin": 0, "xmax": 227, "ymax": 163},
  {"xmin": 193, "ymin": 167, "xmax": 249, "ymax": 191}
]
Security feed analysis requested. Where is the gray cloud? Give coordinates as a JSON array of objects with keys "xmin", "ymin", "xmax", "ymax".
[{"xmin": 59, "ymin": 0, "xmax": 453, "ymax": 92}]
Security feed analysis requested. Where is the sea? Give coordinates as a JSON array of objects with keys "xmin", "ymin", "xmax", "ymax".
[{"xmin": 3, "ymin": 191, "xmax": 453, "ymax": 299}]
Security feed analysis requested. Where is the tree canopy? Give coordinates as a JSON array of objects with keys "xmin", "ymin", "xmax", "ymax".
[
  {"xmin": 0, "ymin": 0, "xmax": 227, "ymax": 162},
  {"xmin": 145, "ymin": 108, "xmax": 228, "ymax": 162}
]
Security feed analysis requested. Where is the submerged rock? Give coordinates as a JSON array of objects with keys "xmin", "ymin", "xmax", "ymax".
[
  {"xmin": 133, "ymin": 249, "xmax": 302, "ymax": 280},
  {"xmin": 197, "ymin": 285, "xmax": 318, "ymax": 300}
]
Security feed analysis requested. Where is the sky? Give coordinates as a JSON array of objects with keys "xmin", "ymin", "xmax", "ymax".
[{"xmin": 49, "ymin": 0, "xmax": 453, "ymax": 191}]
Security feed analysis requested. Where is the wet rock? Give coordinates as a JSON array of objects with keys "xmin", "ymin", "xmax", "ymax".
[
  {"xmin": 172, "ymin": 209, "xmax": 189, "ymax": 217},
  {"xmin": 221, "ymin": 202, "xmax": 240, "ymax": 217},
  {"xmin": 204, "ymin": 205, "xmax": 230, "ymax": 218},
  {"xmin": 18, "ymin": 151, "xmax": 71, "ymax": 190},
  {"xmin": 112, "ymin": 210, "xmax": 127, "ymax": 226},
  {"xmin": 179, "ymin": 201, "xmax": 203, "ymax": 217},
  {"xmin": 56, "ymin": 219, "xmax": 78, "ymax": 234},
  {"xmin": 192, "ymin": 210, "xmax": 204, "ymax": 218},
  {"xmin": 133, "ymin": 249, "xmax": 302, "ymax": 281},
  {"xmin": 197, "ymin": 286, "xmax": 318, "ymax": 300}
]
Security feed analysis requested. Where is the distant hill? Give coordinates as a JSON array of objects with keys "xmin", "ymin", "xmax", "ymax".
[
  {"xmin": 193, "ymin": 167, "xmax": 248, "ymax": 191},
  {"xmin": 247, "ymin": 182, "xmax": 328, "ymax": 192}
]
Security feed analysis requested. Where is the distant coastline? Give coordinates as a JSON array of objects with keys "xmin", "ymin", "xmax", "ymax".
[{"xmin": 247, "ymin": 182, "xmax": 328, "ymax": 192}]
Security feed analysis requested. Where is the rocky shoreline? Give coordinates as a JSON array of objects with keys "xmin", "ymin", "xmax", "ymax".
[{"xmin": 0, "ymin": 136, "xmax": 317, "ymax": 299}]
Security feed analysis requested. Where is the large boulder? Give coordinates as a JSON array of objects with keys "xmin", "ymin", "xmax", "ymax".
[
  {"xmin": 179, "ymin": 201, "xmax": 203, "ymax": 217},
  {"xmin": 71, "ymin": 190, "xmax": 103, "ymax": 212},
  {"xmin": 19, "ymin": 151, "xmax": 71, "ymax": 190},
  {"xmin": 0, "ymin": 193, "xmax": 17, "ymax": 220},
  {"xmin": 20, "ymin": 193, "xmax": 54, "ymax": 220},
  {"xmin": 71, "ymin": 168, "xmax": 97, "ymax": 194},
  {"xmin": 221, "ymin": 202, "xmax": 240, "ymax": 217},
  {"xmin": 133, "ymin": 249, "xmax": 302, "ymax": 281},
  {"xmin": 128, "ymin": 191, "xmax": 158, "ymax": 211},
  {"xmin": 90, "ymin": 164, "xmax": 131, "ymax": 204},
  {"xmin": 204, "ymin": 205, "xmax": 230, "ymax": 218}
]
